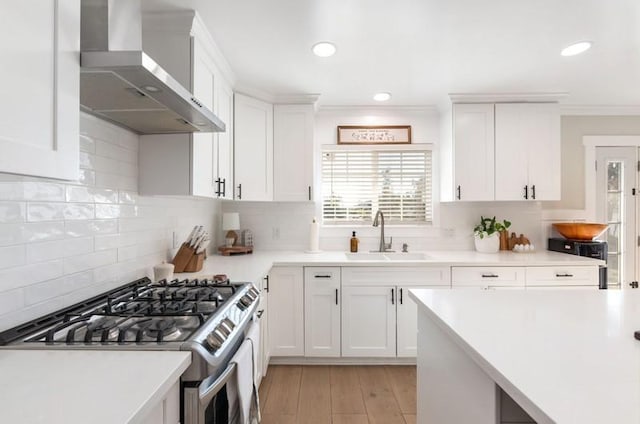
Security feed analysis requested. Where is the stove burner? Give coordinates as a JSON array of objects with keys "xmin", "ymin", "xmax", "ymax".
[
  {"xmin": 84, "ymin": 317, "xmax": 119, "ymax": 343},
  {"xmin": 138, "ymin": 318, "xmax": 184, "ymax": 343}
]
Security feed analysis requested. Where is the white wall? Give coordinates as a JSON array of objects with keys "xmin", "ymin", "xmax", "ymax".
[
  {"xmin": 0, "ymin": 113, "xmax": 221, "ymax": 331},
  {"xmin": 224, "ymin": 106, "xmax": 545, "ymax": 252}
]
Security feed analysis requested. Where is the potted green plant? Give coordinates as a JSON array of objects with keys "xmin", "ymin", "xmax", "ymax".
[{"xmin": 473, "ymin": 216, "xmax": 511, "ymax": 253}]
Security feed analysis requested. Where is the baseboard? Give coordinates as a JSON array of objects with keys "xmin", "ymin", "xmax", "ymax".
[{"xmin": 268, "ymin": 356, "xmax": 417, "ymax": 366}]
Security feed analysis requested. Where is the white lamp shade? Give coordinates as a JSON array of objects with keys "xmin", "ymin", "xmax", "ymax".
[{"xmin": 222, "ymin": 212, "xmax": 240, "ymax": 231}]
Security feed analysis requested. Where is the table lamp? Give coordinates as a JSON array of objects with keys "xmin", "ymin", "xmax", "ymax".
[{"xmin": 222, "ymin": 212, "xmax": 240, "ymax": 247}]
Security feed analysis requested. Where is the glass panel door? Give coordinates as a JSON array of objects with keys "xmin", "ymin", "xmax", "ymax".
[{"xmin": 595, "ymin": 147, "xmax": 637, "ymax": 289}]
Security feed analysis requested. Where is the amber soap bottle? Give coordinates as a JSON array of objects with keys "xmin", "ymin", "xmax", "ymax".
[{"xmin": 350, "ymin": 231, "xmax": 359, "ymax": 252}]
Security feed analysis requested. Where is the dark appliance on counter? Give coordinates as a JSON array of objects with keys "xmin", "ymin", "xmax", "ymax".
[
  {"xmin": 0, "ymin": 277, "xmax": 262, "ymax": 424},
  {"xmin": 548, "ymin": 238, "xmax": 608, "ymax": 289}
]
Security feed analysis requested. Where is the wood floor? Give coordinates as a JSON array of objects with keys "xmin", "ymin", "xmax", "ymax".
[{"xmin": 258, "ymin": 365, "xmax": 416, "ymax": 424}]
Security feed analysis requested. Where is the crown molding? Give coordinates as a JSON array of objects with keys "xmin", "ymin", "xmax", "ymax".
[
  {"xmin": 560, "ymin": 105, "xmax": 640, "ymax": 116},
  {"xmin": 449, "ymin": 92, "xmax": 569, "ymax": 103}
]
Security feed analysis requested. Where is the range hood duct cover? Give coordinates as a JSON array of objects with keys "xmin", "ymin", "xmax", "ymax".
[{"xmin": 80, "ymin": 0, "xmax": 225, "ymax": 134}]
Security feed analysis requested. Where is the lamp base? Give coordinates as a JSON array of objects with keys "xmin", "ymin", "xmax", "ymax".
[{"xmin": 225, "ymin": 230, "xmax": 238, "ymax": 247}]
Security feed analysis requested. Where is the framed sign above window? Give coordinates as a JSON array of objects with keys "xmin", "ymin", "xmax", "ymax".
[{"xmin": 337, "ymin": 125, "xmax": 412, "ymax": 145}]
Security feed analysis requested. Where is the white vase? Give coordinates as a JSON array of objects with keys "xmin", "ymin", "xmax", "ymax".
[{"xmin": 474, "ymin": 233, "xmax": 500, "ymax": 253}]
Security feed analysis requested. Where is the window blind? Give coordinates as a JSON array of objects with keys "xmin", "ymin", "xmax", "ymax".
[{"xmin": 322, "ymin": 149, "xmax": 432, "ymax": 224}]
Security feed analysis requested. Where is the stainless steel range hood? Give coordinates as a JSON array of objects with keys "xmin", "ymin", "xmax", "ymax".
[{"xmin": 80, "ymin": 0, "xmax": 225, "ymax": 134}]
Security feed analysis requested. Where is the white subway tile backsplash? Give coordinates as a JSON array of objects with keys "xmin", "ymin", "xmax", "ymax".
[
  {"xmin": 65, "ymin": 219, "xmax": 118, "ymax": 237},
  {"xmin": 27, "ymin": 202, "xmax": 65, "ymax": 222},
  {"xmin": 26, "ymin": 237, "xmax": 93, "ymax": 263},
  {"xmin": 0, "ymin": 112, "xmax": 220, "ymax": 329},
  {"xmin": 0, "ymin": 289, "xmax": 24, "ymax": 315},
  {"xmin": 0, "ymin": 260, "xmax": 64, "ymax": 293},
  {"xmin": 63, "ymin": 249, "xmax": 117, "ymax": 274},
  {"xmin": 66, "ymin": 186, "xmax": 118, "ymax": 204},
  {"xmin": 0, "ymin": 245, "xmax": 26, "ymax": 269},
  {"xmin": 63, "ymin": 203, "xmax": 95, "ymax": 220},
  {"xmin": 0, "ymin": 202, "xmax": 26, "ymax": 223}
]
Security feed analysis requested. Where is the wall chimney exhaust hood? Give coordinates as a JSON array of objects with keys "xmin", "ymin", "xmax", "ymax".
[{"xmin": 80, "ymin": 0, "xmax": 225, "ymax": 134}]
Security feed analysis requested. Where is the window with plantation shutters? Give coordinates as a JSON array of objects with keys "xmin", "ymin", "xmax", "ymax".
[{"xmin": 322, "ymin": 148, "xmax": 432, "ymax": 224}]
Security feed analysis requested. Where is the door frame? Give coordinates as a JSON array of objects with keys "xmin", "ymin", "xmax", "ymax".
[{"xmin": 584, "ymin": 136, "xmax": 640, "ymax": 288}]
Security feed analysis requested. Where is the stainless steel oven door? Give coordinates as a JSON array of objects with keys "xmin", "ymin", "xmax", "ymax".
[{"xmin": 184, "ymin": 362, "xmax": 239, "ymax": 424}]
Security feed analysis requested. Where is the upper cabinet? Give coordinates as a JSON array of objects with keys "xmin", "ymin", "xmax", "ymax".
[
  {"xmin": 0, "ymin": 1, "xmax": 80, "ymax": 180},
  {"xmin": 495, "ymin": 103, "xmax": 561, "ymax": 201},
  {"xmin": 138, "ymin": 12, "xmax": 235, "ymax": 198},
  {"xmin": 234, "ymin": 94, "xmax": 274, "ymax": 201},
  {"xmin": 441, "ymin": 100, "xmax": 560, "ymax": 202},
  {"xmin": 273, "ymin": 104, "xmax": 315, "ymax": 201}
]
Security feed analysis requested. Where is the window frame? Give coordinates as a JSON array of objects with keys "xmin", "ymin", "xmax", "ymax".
[{"xmin": 320, "ymin": 143, "xmax": 434, "ymax": 226}]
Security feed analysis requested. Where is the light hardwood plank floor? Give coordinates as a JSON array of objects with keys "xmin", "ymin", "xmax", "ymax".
[{"xmin": 260, "ymin": 365, "xmax": 416, "ymax": 424}]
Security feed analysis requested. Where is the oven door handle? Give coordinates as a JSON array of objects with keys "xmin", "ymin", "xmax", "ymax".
[{"xmin": 199, "ymin": 362, "xmax": 237, "ymax": 406}]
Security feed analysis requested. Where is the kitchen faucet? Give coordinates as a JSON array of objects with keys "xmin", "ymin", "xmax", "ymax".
[{"xmin": 372, "ymin": 210, "xmax": 393, "ymax": 252}]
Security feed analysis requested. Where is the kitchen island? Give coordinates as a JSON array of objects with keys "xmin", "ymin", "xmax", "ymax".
[
  {"xmin": 409, "ymin": 289, "xmax": 640, "ymax": 424},
  {"xmin": 0, "ymin": 350, "xmax": 190, "ymax": 424}
]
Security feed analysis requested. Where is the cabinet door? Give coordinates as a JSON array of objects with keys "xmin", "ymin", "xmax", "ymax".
[
  {"xmin": 0, "ymin": 1, "xmax": 79, "ymax": 180},
  {"xmin": 274, "ymin": 104, "xmax": 314, "ymax": 201},
  {"xmin": 216, "ymin": 81, "xmax": 234, "ymax": 199},
  {"xmin": 191, "ymin": 38, "xmax": 216, "ymax": 198},
  {"xmin": 522, "ymin": 103, "xmax": 560, "ymax": 201},
  {"xmin": 396, "ymin": 286, "xmax": 448, "ymax": 357},
  {"xmin": 341, "ymin": 286, "xmax": 396, "ymax": 357},
  {"xmin": 268, "ymin": 267, "xmax": 304, "ymax": 356},
  {"xmin": 304, "ymin": 267, "xmax": 340, "ymax": 357},
  {"xmin": 495, "ymin": 104, "xmax": 529, "ymax": 200},
  {"xmin": 453, "ymin": 104, "xmax": 495, "ymax": 201},
  {"xmin": 259, "ymin": 275, "xmax": 270, "ymax": 380},
  {"xmin": 495, "ymin": 103, "xmax": 560, "ymax": 201},
  {"xmin": 452, "ymin": 267, "xmax": 526, "ymax": 288},
  {"xmin": 234, "ymin": 94, "xmax": 273, "ymax": 201}
]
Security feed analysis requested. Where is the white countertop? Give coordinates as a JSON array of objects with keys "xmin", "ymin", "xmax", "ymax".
[
  {"xmin": 409, "ymin": 289, "xmax": 640, "ymax": 424},
  {"xmin": 0, "ymin": 350, "xmax": 191, "ymax": 424},
  {"xmin": 179, "ymin": 250, "xmax": 604, "ymax": 283}
]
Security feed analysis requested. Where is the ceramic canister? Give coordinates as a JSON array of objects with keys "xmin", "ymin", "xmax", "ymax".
[{"xmin": 154, "ymin": 261, "xmax": 175, "ymax": 282}]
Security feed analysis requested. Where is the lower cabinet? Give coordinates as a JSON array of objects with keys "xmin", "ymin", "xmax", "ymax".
[
  {"xmin": 342, "ymin": 285, "xmax": 396, "ymax": 357},
  {"xmin": 268, "ymin": 267, "xmax": 304, "ymax": 356},
  {"xmin": 341, "ymin": 267, "xmax": 451, "ymax": 358},
  {"xmin": 452, "ymin": 266, "xmax": 600, "ymax": 289},
  {"xmin": 304, "ymin": 267, "xmax": 341, "ymax": 357},
  {"xmin": 256, "ymin": 275, "xmax": 270, "ymax": 384},
  {"xmin": 139, "ymin": 381, "xmax": 180, "ymax": 424}
]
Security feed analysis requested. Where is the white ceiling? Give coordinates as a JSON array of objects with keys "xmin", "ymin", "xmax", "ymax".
[{"xmin": 142, "ymin": 0, "xmax": 640, "ymax": 107}]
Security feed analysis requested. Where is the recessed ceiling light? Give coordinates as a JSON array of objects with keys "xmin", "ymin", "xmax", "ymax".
[
  {"xmin": 373, "ymin": 92, "xmax": 392, "ymax": 102},
  {"xmin": 561, "ymin": 41, "xmax": 592, "ymax": 57},
  {"xmin": 312, "ymin": 42, "xmax": 337, "ymax": 57}
]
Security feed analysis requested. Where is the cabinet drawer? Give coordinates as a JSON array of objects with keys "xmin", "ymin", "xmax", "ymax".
[
  {"xmin": 525, "ymin": 266, "xmax": 599, "ymax": 287},
  {"xmin": 304, "ymin": 267, "xmax": 341, "ymax": 284},
  {"xmin": 451, "ymin": 267, "xmax": 525, "ymax": 287},
  {"xmin": 342, "ymin": 267, "xmax": 450, "ymax": 287}
]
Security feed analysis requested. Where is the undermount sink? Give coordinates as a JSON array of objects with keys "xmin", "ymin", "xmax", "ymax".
[
  {"xmin": 384, "ymin": 252, "xmax": 429, "ymax": 261},
  {"xmin": 344, "ymin": 252, "xmax": 387, "ymax": 261},
  {"xmin": 344, "ymin": 252, "xmax": 429, "ymax": 261}
]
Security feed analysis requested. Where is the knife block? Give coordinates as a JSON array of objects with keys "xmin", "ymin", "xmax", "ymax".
[{"xmin": 172, "ymin": 243, "xmax": 204, "ymax": 273}]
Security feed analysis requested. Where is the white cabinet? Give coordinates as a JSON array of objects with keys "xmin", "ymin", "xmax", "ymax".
[
  {"xmin": 0, "ymin": 1, "xmax": 80, "ymax": 180},
  {"xmin": 304, "ymin": 267, "xmax": 341, "ymax": 357},
  {"xmin": 255, "ymin": 275, "xmax": 270, "ymax": 385},
  {"xmin": 274, "ymin": 104, "xmax": 315, "ymax": 201},
  {"xmin": 449, "ymin": 104, "xmax": 495, "ymax": 201},
  {"xmin": 268, "ymin": 267, "xmax": 304, "ymax": 356},
  {"xmin": 139, "ymin": 12, "xmax": 234, "ymax": 198},
  {"xmin": 341, "ymin": 266, "xmax": 450, "ymax": 358},
  {"xmin": 495, "ymin": 103, "xmax": 561, "ymax": 201},
  {"xmin": 234, "ymin": 94, "xmax": 274, "ymax": 201},
  {"xmin": 452, "ymin": 267, "xmax": 526, "ymax": 289},
  {"xmin": 525, "ymin": 266, "xmax": 599, "ymax": 289},
  {"xmin": 342, "ymin": 285, "xmax": 396, "ymax": 357},
  {"xmin": 139, "ymin": 381, "xmax": 180, "ymax": 424}
]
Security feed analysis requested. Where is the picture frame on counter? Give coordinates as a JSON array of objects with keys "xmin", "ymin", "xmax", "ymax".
[{"xmin": 337, "ymin": 125, "xmax": 412, "ymax": 145}]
